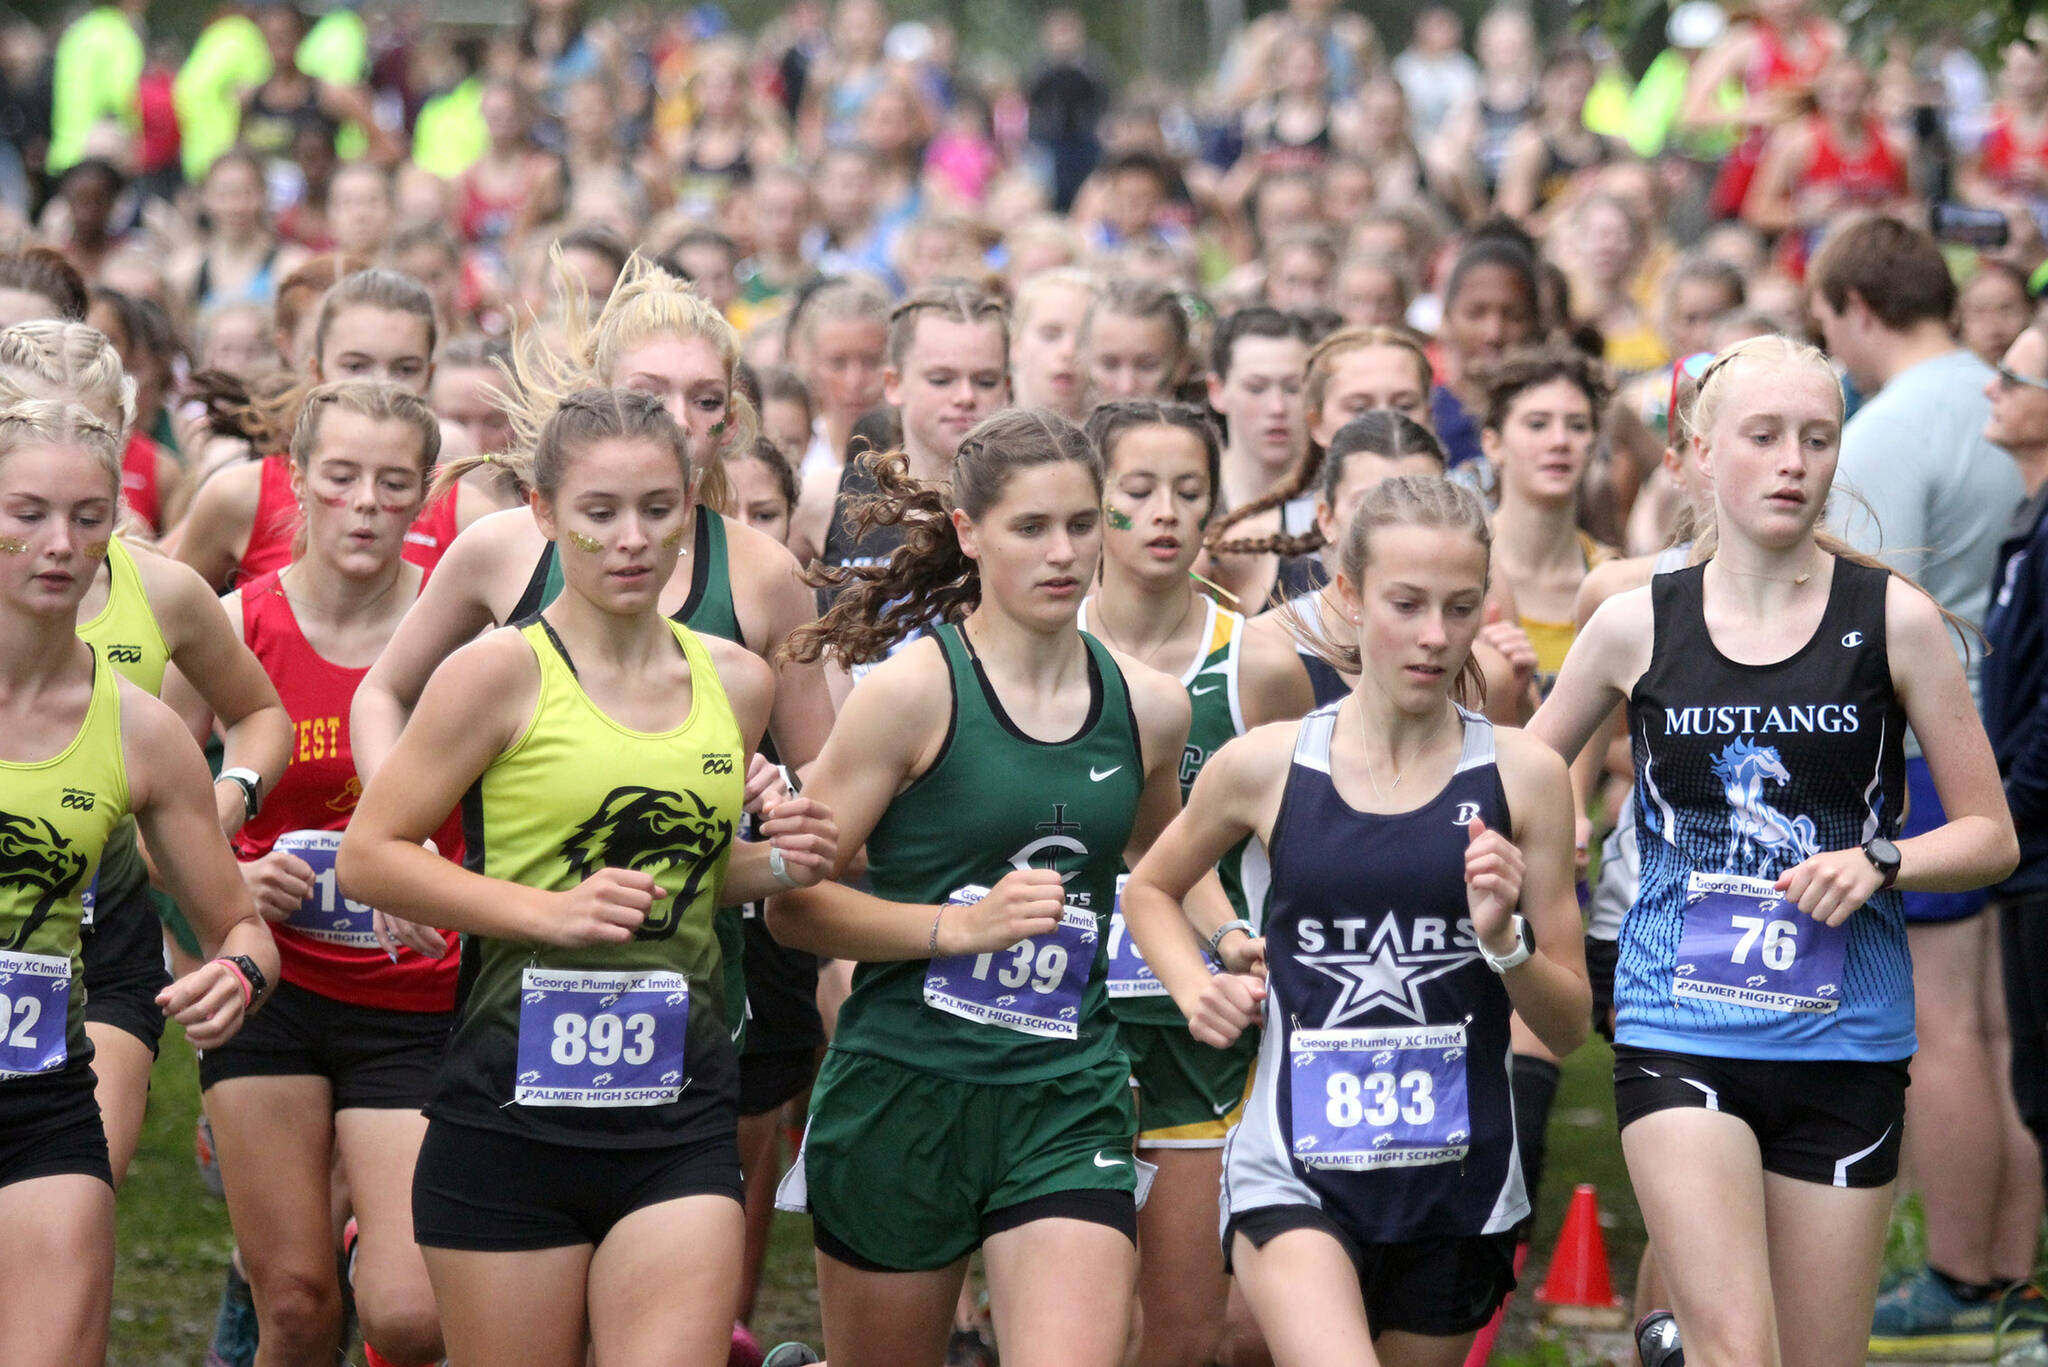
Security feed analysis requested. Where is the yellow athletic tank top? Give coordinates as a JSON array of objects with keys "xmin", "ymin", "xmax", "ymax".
[
  {"xmin": 435, "ymin": 616, "xmax": 748, "ymax": 1144},
  {"xmin": 76, "ymin": 539, "xmax": 171, "ymax": 696},
  {"xmin": 0, "ymin": 648, "xmax": 128, "ymax": 1076}
]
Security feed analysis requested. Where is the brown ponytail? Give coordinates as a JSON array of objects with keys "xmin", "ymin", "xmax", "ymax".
[{"xmin": 783, "ymin": 408, "xmax": 1102, "ymax": 667}]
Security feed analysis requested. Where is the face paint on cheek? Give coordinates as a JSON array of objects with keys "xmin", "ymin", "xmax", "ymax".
[
  {"xmin": 310, "ymin": 488, "xmax": 351, "ymax": 510},
  {"xmin": 0, "ymin": 537, "xmax": 26, "ymax": 555},
  {"xmin": 82, "ymin": 539, "xmax": 109, "ymax": 561},
  {"xmin": 1103, "ymin": 503, "xmax": 1134, "ymax": 531},
  {"xmin": 661, "ymin": 526, "xmax": 686, "ymax": 550},
  {"xmin": 567, "ymin": 530, "xmax": 604, "ymax": 554}
]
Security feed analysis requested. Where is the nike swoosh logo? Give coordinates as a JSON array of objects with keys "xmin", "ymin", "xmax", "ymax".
[
  {"xmin": 1093, "ymin": 1153, "xmax": 1127, "ymax": 1168},
  {"xmin": 1210, "ymin": 1098, "xmax": 1237, "ymax": 1116},
  {"xmin": 1190, "ymin": 684, "xmax": 1220, "ymax": 696},
  {"xmin": 1090, "ymin": 766, "xmax": 1123, "ymax": 782}
]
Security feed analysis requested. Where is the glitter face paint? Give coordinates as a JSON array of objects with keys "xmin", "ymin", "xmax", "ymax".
[
  {"xmin": 567, "ymin": 530, "xmax": 604, "ymax": 553},
  {"xmin": 1103, "ymin": 504, "xmax": 1134, "ymax": 531},
  {"xmin": 82, "ymin": 539, "xmax": 109, "ymax": 561},
  {"xmin": 661, "ymin": 527, "xmax": 686, "ymax": 550},
  {"xmin": 0, "ymin": 537, "xmax": 26, "ymax": 554}
]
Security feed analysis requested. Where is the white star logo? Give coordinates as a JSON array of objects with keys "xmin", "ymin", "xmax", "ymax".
[{"xmin": 1302, "ymin": 920, "xmax": 1473, "ymax": 1026}]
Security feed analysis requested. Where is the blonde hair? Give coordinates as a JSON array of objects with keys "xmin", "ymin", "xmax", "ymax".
[
  {"xmin": 1284, "ymin": 473, "xmax": 1492, "ymax": 704},
  {"xmin": 1010, "ymin": 267, "xmax": 1099, "ymax": 339},
  {"xmin": 0, "ymin": 321, "xmax": 136, "ymax": 431},
  {"xmin": 437, "ymin": 250, "xmax": 751, "ymax": 513},
  {"xmin": 1681, "ymin": 332, "xmax": 1979, "ymax": 647},
  {"xmin": 0, "ymin": 398, "xmax": 123, "ymax": 492},
  {"xmin": 290, "ymin": 381, "xmax": 442, "ymax": 473}
]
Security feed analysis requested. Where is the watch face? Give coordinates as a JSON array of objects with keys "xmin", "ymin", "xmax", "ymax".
[{"xmin": 1868, "ymin": 838, "xmax": 1901, "ymax": 869}]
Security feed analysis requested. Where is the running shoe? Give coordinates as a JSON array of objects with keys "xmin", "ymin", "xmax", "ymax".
[
  {"xmin": 202, "ymin": 1260, "xmax": 258, "ymax": 1367},
  {"xmin": 2002, "ymin": 1283, "xmax": 2048, "ymax": 1336},
  {"xmin": 946, "ymin": 1326, "xmax": 997, "ymax": 1367},
  {"xmin": 1869, "ymin": 1265, "xmax": 2004, "ymax": 1359},
  {"xmin": 761, "ymin": 1345, "xmax": 822, "ymax": 1367},
  {"xmin": 1635, "ymin": 1309, "xmax": 1684, "ymax": 1367}
]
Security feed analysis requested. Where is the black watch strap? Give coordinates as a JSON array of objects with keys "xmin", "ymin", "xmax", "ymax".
[{"xmin": 228, "ymin": 953, "xmax": 268, "ymax": 1004}]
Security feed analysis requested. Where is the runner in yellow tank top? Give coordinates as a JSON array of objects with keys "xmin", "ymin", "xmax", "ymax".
[
  {"xmin": 0, "ymin": 400, "xmax": 274, "ymax": 1367},
  {"xmin": 340, "ymin": 389, "xmax": 836, "ymax": 1367},
  {"xmin": 2, "ymin": 316, "xmax": 293, "ymax": 1185}
]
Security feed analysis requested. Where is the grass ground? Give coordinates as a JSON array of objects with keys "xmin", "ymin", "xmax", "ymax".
[{"xmin": 102, "ymin": 1026, "xmax": 1929, "ymax": 1366}]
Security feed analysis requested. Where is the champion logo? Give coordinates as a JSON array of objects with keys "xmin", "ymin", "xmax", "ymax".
[
  {"xmin": 1453, "ymin": 802, "xmax": 1481, "ymax": 826},
  {"xmin": 1089, "ymin": 766, "xmax": 1123, "ymax": 782},
  {"xmin": 1841, "ymin": 631, "xmax": 1864, "ymax": 648}
]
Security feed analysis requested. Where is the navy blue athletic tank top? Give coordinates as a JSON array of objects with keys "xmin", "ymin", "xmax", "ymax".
[
  {"xmin": 1224, "ymin": 703, "xmax": 1525, "ymax": 1242},
  {"xmin": 1618, "ymin": 558, "xmax": 1911, "ymax": 1062}
]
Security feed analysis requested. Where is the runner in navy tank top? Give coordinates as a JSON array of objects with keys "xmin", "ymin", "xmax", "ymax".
[
  {"xmin": 1531, "ymin": 336, "xmax": 2018, "ymax": 1367},
  {"xmin": 1126, "ymin": 475, "xmax": 1588, "ymax": 1364}
]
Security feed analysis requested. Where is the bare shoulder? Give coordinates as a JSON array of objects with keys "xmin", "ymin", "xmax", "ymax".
[
  {"xmin": 1491, "ymin": 724, "xmax": 1571, "ymax": 796},
  {"xmin": 839, "ymin": 634, "xmax": 952, "ymax": 724},
  {"xmin": 1208, "ymin": 718, "xmax": 1302, "ymax": 793},
  {"xmin": 1104, "ymin": 645, "xmax": 1192, "ymax": 735},
  {"xmin": 700, "ymin": 631, "xmax": 776, "ymax": 736},
  {"xmin": 1882, "ymin": 570, "xmax": 1952, "ymax": 657},
  {"xmin": 722, "ymin": 512, "xmax": 805, "ymax": 577},
  {"xmin": 1575, "ymin": 553, "xmax": 1657, "ymax": 627}
]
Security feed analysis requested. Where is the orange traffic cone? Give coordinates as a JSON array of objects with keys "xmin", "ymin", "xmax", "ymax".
[{"xmin": 1533, "ymin": 1184, "xmax": 1627, "ymax": 1327}]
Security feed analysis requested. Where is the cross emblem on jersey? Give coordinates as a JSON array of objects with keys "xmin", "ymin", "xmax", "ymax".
[{"xmin": 1302, "ymin": 922, "xmax": 1472, "ymax": 1027}]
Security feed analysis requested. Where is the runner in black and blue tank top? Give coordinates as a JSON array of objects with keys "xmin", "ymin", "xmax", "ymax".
[
  {"xmin": 1530, "ymin": 336, "xmax": 2018, "ymax": 1367},
  {"xmin": 768, "ymin": 409, "xmax": 1201, "ymax": 1367},
  {"xmin": 1079, "ymin": 402, "xmax": 1314, "ymax": 1367},
  {"xmin": 1124, "ymin": 474, "xmax": 1589, "ymax": 1364}
]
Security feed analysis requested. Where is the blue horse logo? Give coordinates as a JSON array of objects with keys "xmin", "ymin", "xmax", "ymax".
[{"xmin": 1711, "ymin": 739, "xmax": 1819, "ymax": 872}]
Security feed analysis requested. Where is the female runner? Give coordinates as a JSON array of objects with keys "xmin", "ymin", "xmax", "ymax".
[
  {"xmin": 769, "ymin": 408, "xmax": 1216, "ymax": 1367},
  {"xmin": 337, "ymin": 388, "xmax": 835, "ymax": 1367},
  {"xmin": 169, "ymin": 268, "xmax": 499, "ymax": 588},
  {"xmin": 0, "ymin": 320, "xmax": 293, "ymax": 1187},
  {"xmin": 0, "ymin": 398, "xmax": 276, "ymax": 1367},
  {"xmin": 195, "ymin": 383, "xmax": 464, "ymax": 1367},
  {"xmin": 1123, "ymin": 473, "xmax": 1590, "ymax": 1367},
  {"xmin": 349, "ymin": 253, "xmax": 830, "ymax": 784},
  {"xmin": 1079, "ymin": 400, "xmax": 1314, "ymax": 1367},
  {"xmin": 1083, "ymin": 279, "xmax": 1197, "ymax": 406},
  {"xmin": 1529, "ymin": 334, "xmax": 2019, "ymax": 1366}
]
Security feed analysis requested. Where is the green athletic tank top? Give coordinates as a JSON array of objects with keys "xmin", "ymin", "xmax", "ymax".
[
  {"xmin": 72, "ymin": 538, "xmax": 169, "ymax": 922},
  {"xmin": 513, "ymin": 511, "xmax": 740, "ymax": 644},
  {"xmin": 1081, "ymin": 597, "xmax": 1263, "ymax": 1028},
  {"xmin": 434, "ymin": 616, "xmax": 746, "ymax": 1145},
  {"xmin": 0, "ymin": 649, "xmax": 128, "ymax": 1076},
  {"xmin": 832, "ymin": 624, "xmax": 1144, "ymax": 1083}
]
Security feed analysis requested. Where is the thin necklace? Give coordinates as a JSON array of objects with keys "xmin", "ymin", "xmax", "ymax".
[
  {"xmin": 277, "ymin": 562, "xmax": 400, "ymax": 620},
  {"xmin": 1091, "ymin": 589, "xmax": 1195, "ymax": 668},
  {"xmin": 1357, "ymin": 700, "xmax": 1454, "ymax": 802},
  {"xmin": 1713, "ymin": 556, "xmax": 1815, "ymax": 587}
]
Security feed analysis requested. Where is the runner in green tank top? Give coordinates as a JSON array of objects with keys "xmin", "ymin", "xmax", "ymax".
[
  {"xmin": 1076, "ymin": 401, "xmax": 1314, "ymax": 1367},
  {"xmin": 3, "ymin": 317, "xmax": 294, "ymax": 1185},
  {"xmin": 769, "ymin": 408, "xmax": 1227, "ymax": 1367},
  {"xmin": 339, "ymin": 389, "xmax": 836, "ymax": 1367},
  {"xmin": 0, "ymin": 399, "xmax": 274, "ymax": 1367}
]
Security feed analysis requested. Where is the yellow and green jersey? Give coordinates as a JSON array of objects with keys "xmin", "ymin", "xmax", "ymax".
[{"xmin": 434, "ymin": 617, "xmax": 746, "ymax": 1144}]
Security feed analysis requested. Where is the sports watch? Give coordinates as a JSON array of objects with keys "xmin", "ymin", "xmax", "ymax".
[
  {"xmin": 223, "ymin": 954, "xmax": 269, "ymax": 1006},
  {"xmin": 1862, "ymin": 836, "xmax": 1902, "ymax": 891},
  {"xmin": 217, "ymin": 767, "xmax": 262, "ymax": 825},
  {"xmin": 1480, "ymin": 915, "xmax": 1534, "ymax": 974}
]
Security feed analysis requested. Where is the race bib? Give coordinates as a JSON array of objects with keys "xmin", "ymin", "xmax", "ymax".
[
  {"xmin": 1288, "ymin": 1023, "xmax": 1471, "ymax": 1170},
  {"xmin": 924, "ymin": 885, "xmax": 1097, "ymax": 1039},
  {"xmin": 274, "ymin": 830, "xmax": 378, "ymax": 949},
  {"xmin": 0, "ymin": 949, "xmax": 71, "ymax": 1079},
  {"xmin": 514, "ymin": 967, "xmax": 690, "ymax": 1107},
  {"xmin": 1105, "ymin": 874, "xmax": 1217, "ymax": 999},
  {"xmin": 1673, "ymin": 871, "xmax": 1846, "ymax": 1014}
]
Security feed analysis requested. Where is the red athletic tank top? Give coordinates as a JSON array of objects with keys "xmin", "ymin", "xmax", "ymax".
[
  {"xmin": 1982, "ymin": 108, "xmax": 2048, "ymax": 193},
  {"xmin": 233, "ymin": 569, "xmax": 462, "ymax": 1011},
  {"xmin": 1804, "ymin": 115, "xmax": 1902, "ymax": 202},
  {"xmin": 1746, "ymin": 17, "xmax": 1833, "ymax": 95},
  {"xmin": 120, "ymin": 431, "xmax": 162, "ymax": 532},
  {"xmin": 236, "ymin": 457, "xmax": 459, "ymax": 586}
]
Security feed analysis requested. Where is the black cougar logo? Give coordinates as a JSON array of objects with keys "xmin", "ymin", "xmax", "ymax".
[
  {"xmin": 560, "ymin": 786, "xmax": 733, "ymax": 940},
  {"xmin": 0, "ymin": 810, "xmax": 90, "ymax": 951}
]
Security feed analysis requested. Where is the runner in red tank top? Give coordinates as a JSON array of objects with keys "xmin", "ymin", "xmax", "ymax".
[
  {"xmin": 198, "ymin": 382, "xmax": 455, "ymax": 1367},
  {"xmin": 1745, "ymin": 56, "xmax": 1908, "ymax": 277},
  {"xmin": 1963, "ymin": 40, "xmax": 2048, "ymax": 236},
  {"xmin": 170, "ymin": 268, "xmax": 514, "ymax": 589},
  {"xmin": 1681, "ymin": 0, "xmax": 1840, "ymax": 219}
]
